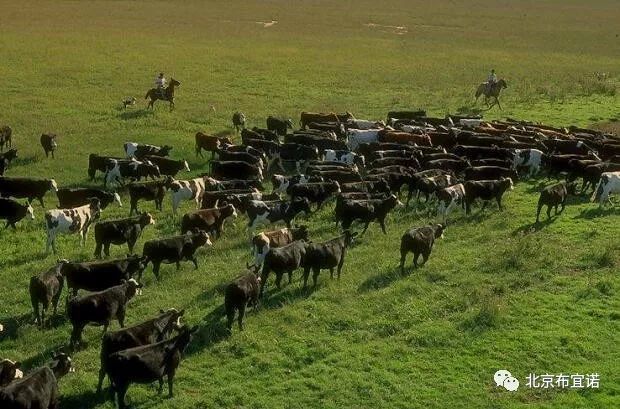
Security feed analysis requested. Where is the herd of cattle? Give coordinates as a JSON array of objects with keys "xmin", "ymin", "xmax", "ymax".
[{"xmin": 0, "ymin": 110, "xmax": 619, "ymax": 408}]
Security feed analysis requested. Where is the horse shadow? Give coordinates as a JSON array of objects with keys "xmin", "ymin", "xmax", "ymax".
[
  {"xmin": 118, "ymin": 109, "xmax": 153, "ymax": 120},
  {"xmin": 358, "ymin": 267, "xmax": 402, "ymax": 293}
]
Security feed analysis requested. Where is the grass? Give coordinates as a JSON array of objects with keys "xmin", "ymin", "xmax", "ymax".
[{"xmin": 0, "ymin": 1, "xmax": 619, "ymax": 408}]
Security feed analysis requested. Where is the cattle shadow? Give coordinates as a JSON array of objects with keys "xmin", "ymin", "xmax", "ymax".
[
  {"xmin": 358, "ymin": 267, "xmax": 402, "ymax": 293},
  {"xmin": 513, "ymin": 218, "xmax": 555, "ymax": 235},
  {"xmin": 118, "ymin": 109, "xmax": 153, "ymax": 120},
  {"xmin": 12, "ymin": 155, "xmax": 38, "ymax": 167},
  {"xmin": 573, "ymin": 206, "xmax": 620, "ymax": 220},
  {"xmin": 185, "ymin": 305, "xmax": 230, "ymax": 355},
  {"xmin": 0, "ymin": 312, "xmax": 31, "ymax": 341},
  {"xmin": 20, "ymin": 343, "xmax": 71, "ymax": 371},
  {"xmin": 259, "ymin": 285, "xmax": 312, "ymax": 310},
  {"xmin": 60, "ymin": 389, "xmax": 108, "ymax": 409}
]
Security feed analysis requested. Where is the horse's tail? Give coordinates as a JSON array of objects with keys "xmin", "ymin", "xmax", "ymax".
[{"xmin": 474, "ymin": 84, "xmax": 484, "ymax": 99}]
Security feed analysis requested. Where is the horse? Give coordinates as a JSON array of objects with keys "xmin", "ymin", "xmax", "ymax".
[
  {"xmin": 145, "ymin": 78, "xmax": 181, "ymax": 111},
  {"xmin": 475, "ymin": 79, "xmax": 507, "ymax": 110}
]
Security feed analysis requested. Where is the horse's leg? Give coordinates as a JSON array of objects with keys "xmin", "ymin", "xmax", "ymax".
[{"xmin": 495, "ymin": 96, "xmax": 502, "ymax": 110}]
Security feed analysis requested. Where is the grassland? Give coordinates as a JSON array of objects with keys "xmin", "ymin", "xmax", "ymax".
[{"xmin": 0, "ymin": 1, "xmax": 619, "ymax": 408}]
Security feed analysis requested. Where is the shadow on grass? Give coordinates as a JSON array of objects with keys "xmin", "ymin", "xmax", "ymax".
[
  {"xmin": 13, "ymin": 154, "xmax": 38, "ymax": 167},
  {"xmin": 185, "ymin": 305, "xmax": 230, "ymax": 355},
  {"xmin": 118, "ymin": 109, "xmax": 153, "ymax": 120},
  {"xmin": 513, "ymin": 217, "xmax": 555, "ymax": 235},
  {"xmin": 573, "ymin": 206, "xmax": 620, "ymax": 219},
  {"xmin": 358, "ymin": 267, "xmax": 402, "ymax": 292},
  {"xmin": 21, "ymin": 343, "xmax": 71, "ymax": 370},
  {"xmin": 61, "ymin": 389, "xmax": 108, "ymax": 409},
  {"xmin": 0, "ymin": 312, "xmax": 31, "ymax": 341}
]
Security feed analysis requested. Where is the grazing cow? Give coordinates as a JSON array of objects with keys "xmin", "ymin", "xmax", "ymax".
[
  {"xmin": 337, "ymin": 194, "xmax": 403, "ymax": 234},
  {"xmin": 40, "ymin": 134, "xmax": 57, "ymax": 158},
  {"xmin": 252, "ymin": 225, "xmax": 309, "ymax": 266},
  {"xmin": 142, "ymin": 230, "xmax": 212, "ymax": 280},
  {"xmin": 0, "ymin": 198, "xmax": 34, "ymax": 228},
  {"xmin": 0, "ymin": 149, "xmax": 18, "ymax": 176},
  {"xmin": 411, "ymin": 174, "xmax": 459, "ymax": 205},
  {"xmin": 88, "ymin": 154, "xmax": 124, "ymax": 180},
  {"xmin": 302, "ymin": 230, "xmax": 357, "ymax": 287},
  {"xmin": 512, "ymin": 149, "xmax": 544, "ymax": 176},
  {"xmin": 464, "ymin": 178, "xmax": 514, "ymax": 214},
  {"xmin": 246, "ymin": 198, "xmax": 311, "ymax": 232},
  {"xmin": 211, "ymin": 160, "xmax": 264, "ymax": 182},
  {"xmin": 122, "ymin": 96, "xmax": 136, "ymax": 109},
  {"xmin": 464, "ymin": 166, "xmax": 518, "ymax": 181},
  {"xmin": 104, "ymin": 159, "xmax": 160, "ymax": 187},
  {"xmin": 195, "ymin": 132, "xmax": 232, "ymax": 158},
  {"xmin": 67, "ymin": 279, "xmax": 142, "ymax": 348},
  {"xmin": 399, "ymin": 224, "xmax": 445, "ymax": 273},
  {"xmin": 105, "ymin": 325, "xmax": 197, "ymax": 409},
  {"xmin": 127, "ymin": 179, "xmax": 167, "ymax": 215},
  {"xmin": 266, "ymin": 116, "xmax": 293, "ymax": 136},
  {"xmin": 57, "ymin": 188, "xmax": 122, "ymax": 210},
  {"xmin": 288, "ymin": 181, "xmax": 341, "ymax": 210},
  {"xmin": 0, "ymin": 126, "xmax": 12, "ymax": 151},
  {"xmin": 94, "ymin": 213, "xmax": 155, "ymax": 258},
  {"xmin": 341, "ymin": 179, "xmax": 391, "ymax": 193},
  {"xmin": 29, "ymin": 262, "xmax": 65, "ymax": 327},
  {"xmin": 180, "ymin": 203, "xmax": 238, "ymax": 237},
  {"xmin": 436, "ymin": 183, "xmax": 466, "ymax": 222},
  {"xmin": 143, "ymin": 156, "xmax": 190, "ymax": 177},
  {"xmin": 168, "ymin": 177, "xmax": 208, "ymax": 215},
  {"xmin": 124, "ymin": 143, "xmax": 172, "ymax": 160},
  {"xmin": 271, "ymin": 174, "xmax": 323, "ymax": 194},
  {"xmin": 216, "ymin": 149, "xmax": 263, "ymax": 168},
  {"xmin": 61, "ymin": 255, "xmax": 148, "ymax": 296},
  {"xmin": 45, "ymin": 198, "xmax": 101, "ymax": 254},
  {"xmin": 536, "ymin": 182, "xmax": 573, "ymax": 223},
  {"xmin": 0, "ymin": 353, "xmax": 73, "ymax": 409},
  {"xmin": 0, "ymin": 177, "xmax": 58, "ymax": 207},
  {"xmin": 225, "ymin": 269, "xmax": 261, "ymax": 331},
  {"xmin": 591, "ymin": 171, "xmax": 620, "ymax": 207},
  {"xmin": 323, "ymin": 149, "xmax": 365, "ymax": 167},
  {"xmin": 260, "ymin": 240, "xmax": 308, "ymax": 295},
  {"xmin": 347, "ymin": 129, "xmax": 381, "ymax": 150},
  {"xmin": 0, "ymin": 360, "xmax": 22, "ymax": 386},
  {"xmin": 97, "ymin": 308, "xmax": 185, "ymax": 393},
  {"xmin": 232, "ymin": 112, "xmax": 246, "ymax": 132}
]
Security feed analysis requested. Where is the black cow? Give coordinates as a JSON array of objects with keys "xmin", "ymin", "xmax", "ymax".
[
  {"xmin": 406, "ymin": 169, "xmax": 450, "ymax": 206},
  {"xmin": 336, "ymin": 194, "xmax": 403, "ymax": 234},
  {"xmin": 224, "ymin": 144, "xmax": 268, "ymax": 164},
  {"xmin": 271, "ymin": 174, "xmax": 323, "ymax": 194},
  {"xmin": 0, "ymin": 360, "xmax": 22, "ymax": 386},
  {"xmin": 0, "ymin": 126, "xmax": 12, "ymax": 151},
  {"xmin": 423, "ymin": 159, "xmax": 469, "ymax": 174},
  {"xmin": 232, "ymin": 112, "xmax": 246, "ymax": 133},
  {"xmin": 0, "ymin": 177, "xmax": 58, "ymax": 207},
  {"xmin": 29, "ymin": 262, "xmax": 65, "ymax": 327},
  {"xmin": 57, "ymin": 188, "xmax": 122, "ymax": 210},
  {"xmin": 452, "ymin": 145, "xmax": 512, "ymax": 160},
  {"xmin": 211, "ymin": 160, "xmax": 264, "ymax": 181},
  {"xmin": 88, "ymin": 154, "xmax": 123, "ymax": 180},
  {"xmin": 201, "ymin": 188, "xmax": 260, "ymax": 209},
  {"xmin": 94, "ymin": 213, "xmax": 155, "ymax": 258},
  {"xmin": 104, "ymin": 159, "xmax": 161, "ymax": 187},
  {"xmin": 252, "ymin": 225, "xmax": 310, "ymax": 266},
  {"xmin": 241, "ymin": 128, "xmax": 278, "ymax": 142},
  {"xmin": 143, "ymin": 155, "xmax": 190, "ymax": 177},
  {"xmin": 40, "ymin": 133, "xmax": 57, "ymax": 158},
  {"xmin": 267, "ymin": 116, "xmax": 293, "ymax": 136},
  {"xmin": 399, "ymin": 224, "xmax": 445, "ymax": 273},
  {"xmin": 470, "ymin": 158, "xmax": 513, "ymax": 168},
  {"xmin": 280, "ymin": 143, "xmax": 321, "ymax": 166},
  {"xmin": 0, "ymin": 149, "xmax": 18, "ymax": 176},
  {"xmin": 241, "ymin": 138, "xmax": 280, "ymax": 158},
  {"xmin": 105, "ymin": 326, "xmax": 197, "ymax": 409},
  {"xmin": 302, "ymin": 230, "xmax": 357, "ymax": 287},
  {"xmin": 0, "ymin": 198, "xmax": 33, "ymax": 228},
  {"xmin": 225, "ymin": 269, "xmax": 261, "ymax": 331},
  {"xmin": 464, "ymin": 166, "xmax": 518, "ymax": 181},
  {"xmin": 0, "ymin": 353, "xmax": 73, "ymax": 409},
  {"xmin": 181, "ymin": 203, "xmax": 238, "ymax": 237},
  {"xmin": 142, "ymin": 230, "xmax": 212, "ymax": 280},
  {"xmin": 216, "ymin": 150, "xmax": 263, "ymax": 168},
  {"xmin": 369, "ymin": 157, "xmax": 420, "ymax": 170},
  {"xmin": 260, "ymin": 240, "xmax": 308, "ymax": 295},
  {"xmin": 124, "ymin": 143, "xmax": 172, "ymax": 160},
  {"xmin": 340, "ymin": 179, "xmax": 391, "ymax": 194},
  {"xmin": 251, "ymin": 127, "xmax": 280, "ymax": 142},
  {"xmin": 284, "ymin": 134, "xmax": 347, "ymax": 152},
  {"xmin": 410, "ymin": 174, "xmax": 459, "ymax": 205},
  {"xmin": 200, "ymin": 176, "xmax": 264, "ymax": 191},
  {"xmin": 97, "ymin": 308, "xmax": 185, "ymax": 393},
  {"xmin": 464, "ymin": 178, "xmax": 514, "ymax": 214},
  {"xmin": 536, "ymin": 181, "xmax": 574, "ymax": 223},
  {"xmin": 67, "ymin": 279, "xmax": 143, "ymax": 348},
  {"xmin": 287, "ymin": 181, "xmax": 340, "ymax": 210},
  {"xmin": 61, "ymin": 256, "xmax": 148, "ymax": 296},
  {"xmin": 246, "ymin": 198, "xmax": 311, "ymax": 231},
  {"xmin": 127, "ymin": 179, "xmax": 168, "ymax": 215}
]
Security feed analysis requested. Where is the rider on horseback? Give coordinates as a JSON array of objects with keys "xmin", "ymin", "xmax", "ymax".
[
  {"xmin": 155, "ymin": 72, "xmax": 167, "ymax": 98},
  {"xmin": 486, "ymin": 69, "xmax": 497, "ymax": 93}
]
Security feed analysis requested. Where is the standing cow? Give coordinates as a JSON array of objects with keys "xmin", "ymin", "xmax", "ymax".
[
  {"xmin": 44, "ymin": 198, "xmax": 101, "ymax": 254},
  {"xmin": 399, "ymin": 224, "xmax": 445, "ymax": 273}
]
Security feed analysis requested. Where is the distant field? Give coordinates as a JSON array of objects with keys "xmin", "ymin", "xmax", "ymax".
[{"xmin": 0, "ymin": 1, "xmax": 618, "ymax": 409}]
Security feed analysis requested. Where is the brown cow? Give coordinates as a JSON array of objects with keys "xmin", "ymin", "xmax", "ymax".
[{"xmin": 195, "ymin": 132, "xmax": 232, "ymax": 158}]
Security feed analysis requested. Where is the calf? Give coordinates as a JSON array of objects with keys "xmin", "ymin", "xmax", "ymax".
[
  {"xmin": 406, "ymin": 169, "xmax": 450, "ymax": 206},
  {"xmin": 57, "ymin": 187, "xmax": 122, "ymax": 209},
  {"xmin": 302, "ymin": 230, "xmax": 357, "ymax": 287},
  {"xmin": 97, "ymin": 308, "xmax": 185, "ymax": 393},
  {"xmin": 105, "ymin": 326, "xmax": 197, "ymax": 409},
  {"xmin": 246, "ymin": 198, "xmax": 311, "ymax": 231},
  {"xmin": 225, "ymin": 269, "xmax": 261, "ymax": 331},
  {"xmin": 180, "ymin": 203, "xmax": 238, "ymax": 237},
  {"xmin": 144, "ymin": 155, "xmax": 190, "ymax": 177},
  {"xmin": 252, "ymin": 225, "xmax": 309, "ymax": 266},
  {"xmin": 40, "ymin": 133, "xmax": 57, "ymax": 158},
  {"xmin": 0, "ymin": 198, "xmax": 33, "ymax": 228},
  {"xmin": 536, "ymin": 182, "xmax": 572, "ymax": 223},
  {"xmin": 94, "ymin": 213, "xmax": 155, "ymax": 257},
  {"xmin": 67, "ymin": 279, "xmax": 142, "ymax": 348},
  {"xmin": 211, "ymin": 160, "xmax": 264, "ymax": 182},
  {"xmin": 0, "ymin": 177, "xmax": 58, "ymax": 206},
  {"xmin": 260, "ymin": 240, "xmax": 308, "ymax": 295},
  {"xmin": 168, "ymin": 177, "xmax": 208, "ymax": 214},
  {"xmin": 464, "ymin": 166, "xmax": 518, "ymax": 181},
  {"xmin": 288, "ymin": 181, "xmax": 341, "ymax": 210},
  {"xmin": 195, "ymin": 132, "xmax": 232, "ymax": 158},
  {"xmin": 29, "ymin": 262, "xmax": 65, "ymax": 327},
  {"xmin": 45, "ymin": 198, "xmax": 101, "ymax": 254},
  {"xmin": 0, "ymin": 360, "xmax": 22, "ymax": 386},
  {"xmin": 323, "ymin": 149, "xmax": 365, "ymax": 168},
  {"xmin": 591, "ymin": 171, "xmax": 620, "ymax": 207},
  {"xmin": 512, "ymin": 149, "xmax": 544, "ymax": 176},
  {"xmin": 337, "ymin": 194, "xmax": 403, "ymax": 234},
  {"xmin": 142, "ymin": 230, "xmax": 212, "ymax": 280},
  {"xmin": 0, "ymin": 353, "xmax": 73, "ymax": 409},
  {"xmin": 232, "ymin": 112, "xmax": 246, "ymax": 132},
  {"xmin": 127, "ymin": 179, "xmax": 167, "ymax": 215},
  {"xmin": 271, "ymin": 174, "xmax": 323, "ymax": 194},
  {"xmin": 124, "ymin": 142, "xmax": 172, "ymax": 160},
  {"xmin": 104, "ymin": 159, "xmax": 160, "ymax": 187},
  {"xmin": 436, "ymin": 183, "xmax": 466, "ymax": 222},
  {"xmin": 412, "ymin": 174, "xmax": 458, "ymax": 205},
  {"xmin": 464, "ymin": 178, "xmax": 514, "ymax": 214},
  {"xmin": 267, "ymin": 116, "xmax": 293, "ymax": 136},
  {"xmin": 399, "ymin": 224, "xmax": 445, "ymax": 273}
]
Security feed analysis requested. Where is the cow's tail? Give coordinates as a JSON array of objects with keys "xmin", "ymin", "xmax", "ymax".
[{"xmin": 590, "ymin": 176, "xmax": 606, "ymax": 202}]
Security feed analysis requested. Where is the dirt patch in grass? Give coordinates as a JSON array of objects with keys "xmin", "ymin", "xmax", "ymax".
[{"xmin": 592, "ymin": 120, "xmax": 620, "ymax": 137}]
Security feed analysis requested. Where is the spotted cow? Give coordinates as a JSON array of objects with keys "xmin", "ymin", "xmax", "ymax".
[{"xmin": 44, "ymin": 198, "xmax": 101, "ymax": 254}]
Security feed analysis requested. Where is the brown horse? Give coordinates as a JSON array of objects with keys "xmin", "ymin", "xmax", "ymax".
[
  {"xmin": 145, "ymin": 78, "xmax": 181, "ymax": 111},
  {"xmin": 475, "ymin": 79, "xmax": 507, "ymax": 110}
]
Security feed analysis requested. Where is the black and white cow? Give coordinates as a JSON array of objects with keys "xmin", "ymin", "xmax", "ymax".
[
  {"xmin": 57, "ymin": 188, "xmax": 122, "ymax": 210},
  {"xmin": 124, "ymin": 142, "xmax": 172, "ymax": 160},
  {"xmin": 271, "ymin": 174, "xmax": 323, "ymax": 194},
  {"xmin": 0, "ymin": 149, "xmax": 18, "ymax": 176},
  {"xmin": 436, "ymin": 183, "xmax": 466, "ymax": 222},
  {"xmin": 252, "ymin": 226, "xmax": 310, "ymax": 266},
  {"xmin": 29, "ymin": 262, "xmax": 65, "ymax": 327},
  {"xmin": 512, "ymin": 148, "xmax": 544, "ymax": 176},
  {"xmin": 323, "ymin": 149, "xmax": 365, "ymax": 168},
  {"xmin": 88, "ymin": 154, "xmax": 123, "ymax": 180},
  {"xmin": 94, "ymin": 213, "xmax": 155, "ymax": 258},
  {"xmin": 44, "ymin": 198, "xmax": 101, "ymax": 254},
  {"xmin": 246, "ymin": 198, "xmax": 311, "ymax": 232},
  {"xmin": 0, "ymin": 198, "xmax": 34, "ymax": 228},
  {"xmin": 104, "ymin": 159, "xmax": 160, "ymax": 187},
  {"xmin": 591, "ymin": 171, "xmax": 620, "ymax": 207},
  {"xmin": 0, "ymin": 177, "xmax": 58, "ymax": 207},
  {"xmin": 168, "ymin": 177, "xmax": 208, "ymax": 215},
  {"xmin": 0, "ymin": 359, "xmax": 23, "ymax": 386}
]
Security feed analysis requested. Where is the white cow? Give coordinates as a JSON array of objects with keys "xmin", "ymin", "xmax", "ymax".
[
  {"xmin": 346, "ymin": 129, "xmax": 381, "ymax": 151},
  {"xmin": 347, "ymin": 119, "xmax": 385, "ymax": 130},
  {"xmin": 45, "ymin": 199, "xmax": 101, "ymax": 254},
  {"xmin": 436, "ymin": 183, "xmax": 465, "ymax": 222},
  {"xmin": 512, "ymin": 149, "xmax": 543, "ymax": 177},
  {"xmin": 591, "ymin": 171, "xmax": 620, "ymax": 207},
  {"xmin": 459, "ymin": 118, "xmax": 483, "ymax": 128},
  {"xmin": 323, "ymin": 149, "xmax": 365, "ymax": 167},
  {"xmin": 168, "ymin": 177, "xmax": 207, "ymax": 214}
]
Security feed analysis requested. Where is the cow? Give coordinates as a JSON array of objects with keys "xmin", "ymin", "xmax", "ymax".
[
  {"xmin": 464, "ymin": 166, "xmax": 518, "ymax": 182},
  {"xmin": 45, "ymin": 198, "xmax": 101, "ymax": 254},
  {"xmin": 0, "ymin": 360, "xmax": 22, "ymax": 386},
  {"xmin": 224, "ymin": 144, "xmax": 268, "ymax": 164},
  {"xmin": 323, "ymin": 149, "xmax": 365, "ymax": 167},
  {"xmin": 307, "ymin": 122, "xmax": 346, "ymax": 137},
  {"xmin": 266, "ymin": 116, "xmax": 293, "ymax": 136},
  {"xmin": 94, "ymin": 213, "xmax": 155, "ymax": 258},
  {"xmin": 347, "ymin": 119, "xmax": 385, "ymax": 130},
  {"xmin": 271, "ymin": 174, "xmax": 323, "ymax": 194},
  {"xmin": 88, "ymin": 154, "xmax": 124, "ymax": 180},
  {"xmin": 287, "ymin": 181, "xmax": 341, "ymax": 210},
  {"xmin": 260, "ymin": 240, "xmax": 308, "ymax": 295},
  {"xmin": 195, "ymin": 132, "xmax": 232, "ymax": 158},
  {"xmin": 216, "ymin": 150, "xmax": 263, "ymax": 168},
  {"xmin": 406, "ymin": 169, "xmax": 451, "ymax": 205},
  {"xmin": 285, "ymin": 133, "xmax": 348, "ymax": 151},
  {"xmin": 576, "ymin": 163, "xmax": 620, "ymax": 194},
  {"xmin": 124, "ymin": 142, "xmax": 172, "ymax": 160},
  {"xmin": 40, "ymin": 134, "xmax": 57, "ymax": 158},
  {"xmin": 61, "ymin": 255, "xmax": 148, "ymax": 296},
  {"xmin": 104, "ymin": 159, "xmax": 160, "ymax": 187},
  {"xmin": 591, "ymin": 171, "xmax": 620, "ymax": 207},
  {"xmin": 536, "ymin": 182, "xmax": 573, "ymax": 223},
  {"xmin": 0, "ymin": 198, "xmax": 34, "ymax": 228},
  {"xmin": 386, "ymin": 110, "xmax": 426, "ymax": 121},
  {"xmin": 29, "ymin": 262, "xmax": 65, "ymax": 327},
  {"xmin": 246, "ymin": 198, "xmax": 311, "ymax": 232},
  {"xmin": 142, "ymin": 230, "xmax": 212, "ymax": 280},
  {"xmin": 378, "ymin": 130, "xmax": 432, "ymax": 146},
  {"xmin": 201, "ymin": 188, "xmax": 261, "ymax": 210},
  {"xmin": 542, "ymin": 153, "xmax": 599, "ymax": 179},
  {"xmin": 470, "ymin": 158, "xmax": 513, "ymax": 168},
  {"xmin": 127, "ymin": 179, "xmax": 168, "ymax": 215},
  {"xmin": 241, "ymin": 138, "xmax": 281, "ymax": 158},
  {"xmin": 423, "ymin": 159, "xmax": 469, "ymax": 174},
  {"xmin": 420, "ymin": 152, "xmax": 462, "ymax": 163},
  {"xmin": 464, "ymin": 178, "xmax": 514, "ymax": 214},
  {"xmin": 0, "ymin": 177, "xmax": 58, "ymax": 207},
  {"xmin": 67, "ymin": 279, "xmax": 143, "ymax": 348},
  {"xmin": 203, "ymin": 176, "xmax": 264, "ymax": 192},
  {"xmin": 399, "ymin": 224, "xmax": 445, "ymax": 273},
  {"xmin": 0, "ymin": 149, "xmax": 18, "ymax": 176},
  {"xmin": 369, "ymin": 157, "xmax": 420, "ymax": 170},
  {"xmin": 436, "ymin": 183, "xmax": 466, "ymax": 222},
  {"xmin": 346, "ymin": 129, "xmax": 381, "ymax": 150},
  {"xmin": 211, "ymin": 160, "xmax": 264, "ymax": 182},
  {"xmin": 308, "ymin": 169, "xmax": 362, "ymax": 184},
  {"xmin": 180, "ymin": 203, "xmax": 238, "ymax": 237},
  {"xmin": 302, "ymin": 230, "xmax": 357, "ymax": 287},
  {"xmin": 336, "ymin": 194, "xmax": 403, "ymax": 234},
  {"xmin": 251, "ymin": 127, "xmax": 281, "ymax": 142},
  {"xmin": 368, "ymin": 149, "xmax": 419, "ymax": 162},
  {"xmin": 452, "ymin": 145, "xmax": 512, "ymax": 160},
  {"xmin": 143, "ymin": 155, "xmax": 190, "ymax": 177},
  {"xmin": 252, "ymin": 225, "xmax": 309, "ymax": 266},
  {"xmin": 97, "ymin": 308, "xmax": 185, "ymax": 393},
  {"xmin": 168, "ymin": 177, "xmax": 208, "ymax": 215},
  {"xmin": 512, "ymin": 149, "xmax": 544, "ymax": 176},
  {"xmin": 542, "ymin": 139, "xmax": 597, "ymax": 156},
  {"xmin": 365, "ymin": 171, "xmax": 412, "ymax": 194},
  {"xmin": 279, "ymin": 143, "xmax": 320, "ymax": 171},
  {"xmin": 0, "ymin": 126, "xmax": 12, "ymax": 151},
  {"xmin": 300, "ymin": 111, "xmax": 353, "ymax": 129},
  {"xmin": 104, "ymin": 325, "xmax": 197, "ymax": 409},
  {"xmin": 0, "ymin": 353, "xmax": 73, "ymax": 409},
  {"xmin": 232, "ymin": 112, "xmax": 246, "ymax": 133},
  {"xmin": 57, "ymin": 188, "xmax": 122, "ymax": 210},
  {"xmin": 411, "ymin": 174, "xmax": 459, "ymax": 205},
  {"xmin": 599, "ymin": 142, "xmax": 620, "ymax": 160},
  {"xmin": 225, "ymin": 269, "xmax": 261, "ymax": 331}
]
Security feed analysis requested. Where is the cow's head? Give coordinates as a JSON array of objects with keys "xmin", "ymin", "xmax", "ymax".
[
  {"xmin": 25, "ymin": 202, "xmax": 34, "ymax": 220},
  {"xmin": 0, "ymin": 359, "xmax": 22, "ymax": 386},
  {"xmin": 125, "ymin": 278, "xmax": 144, "ymax": 297},
  {"xmin": 292, "ymin": 197, "xmax": 312, "ymax": 216},
  {"xmin": 160, "ymin": 145, "xmax": 173, "ymax": 156},
  {"xmin": 126, "ymin": 254, "xmax": 149, "ymax": 277},
  {"xmin": 139, "ymin": 212, "xmax": 156, "ymax": 226},
  {"xmin": 172, "ymin": 325, "xmax": 199, "ymax": 355},
  {"xmin": 292, "ymin": 224, "xmax": 309, "ymax": 240},
  {"xmin": 89, "ymin": 198, "xmax": 102, "ymax": 219},
  {"xmin": 112, "ymin": 192, "xmax": 123, "ymax": 207},
  {"xmin": 343, "ymin": 230, "xmax": 359, "ymax": 247},
  {"xmin": 190, "ymin": 229, "xmax": 213, "ymax": 247},
  {"xmin": 434, "ymin": 223, "xmax": 446, "ymax": 239},
  {"xmin": 156, "ymin": 308, "xmax": 186, "ymax": 339},
  {"xmin": 49, "ymin": 179, "xmax": 58, "ymax": 192},
  {"xmin": 50, "ymin": 353, "xmax": 73, "ymax": 378},
  {"xmin": 285, "ymin": 119, "xmax": 293, "ymax": 129}
]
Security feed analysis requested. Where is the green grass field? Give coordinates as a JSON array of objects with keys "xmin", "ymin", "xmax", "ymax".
[{"xmin": 0, "ymin": 1, "xmax": 619, "ymax": 408}]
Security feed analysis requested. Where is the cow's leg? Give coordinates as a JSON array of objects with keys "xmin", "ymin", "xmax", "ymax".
[
  {"xmin": 237, "ymin": 304, "xmax": 246, "ymax": 331},
  {"xmin": 421, "ymin": 250, "xmax": 430, "ymax": 266},
  {"xmin": 153, "ymin": 261, "xmax": 162, "ymax": 280},
  {"xmin": 312, "ymin": 267, "xmax": 321, "ymax": 287},
  {"xmin": 117, "ymin": 309, "xmax": 126, "ymax": 328},
  {"xmin": 176, "ymin": 261, "xmax": 181, "ymax": 270},
  {"xmin": 413, "ymin": 252, "xmax": 420, "ymax": 268},
  {"xmin": 226, "ymin": 305, "xmax": 235, "ymax": 331},
  {"xmin": 191, "ymin": 256, "xmax": 199, "ymax": 269},
  {"xmin": 167, "ymin": 372, "xmax": 175, "ymax": 397},
  {"xmin": 330, "ymin": 267, "xmax": 334, "ymax": 279},
  {"xmin": 560, "ymin": 198, "xmax": 567, "ymax": 213},
  {"xmin": 70, "ymin": 324, "xmax": 84, "ymax": 348},
  {"xmin": 399, "ymin": 250, "xmax": 407, "ymax": 275},
  {"xmin": 275, "ymin": 273, "xmax": 283, "ymax": 289},
  {"xmin": 104, "ymin": 243, "xmax": 111, "ymax": 257},
  {"xmin": 158, "ymin": 378, "xmax": 164, "ymax": 394},
  {"xmin": 116, "ymin": 383, "xmax": 129, "ymax": 409},
  {"xmin": 302, "ymin": 267, "xmax": 311, "ymax": 288},
  {"xmin": 94, "ymin": 241, "xmax": 102, "ymax": 258},
  {"xmin": 536, "ymin": 202, "xmax": 543, "ymax": 223},
  {"xmin": 287, "ymin": 270, "xmax": 293, "ymax": 285},
  {"xmin": 32, "ymin": 297, "xmax": 41, "ymax": 326},
  {"xmin": 496, "ymin": 196, "xmax": 503, "ymax": 211},
  {"xmin": 39, "ymin": 197, "xmax": 45, "ymax": 207},
  {"xmin": 546, "ymin": 205, "xmax": 552, "ymax": 220},
  {"xmin": 361, "ymin": 221, "xmax": 370, "ymax": 235},
  {"xmin": 379, "ymin": 218, "xmax": 388, "ymax": 234},
  {"xmin": 555, "ymin": 204, "xmax": 560, "ymax": 215}
]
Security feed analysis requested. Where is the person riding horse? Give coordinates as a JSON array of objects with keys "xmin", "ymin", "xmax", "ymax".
[
  {"xmin": 155, "ymin": 72, "xmax": 167, "ymax": 98},
  {"xmin": 486, "ymin": 69, "xmax": 498, "ymax": 93}
]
